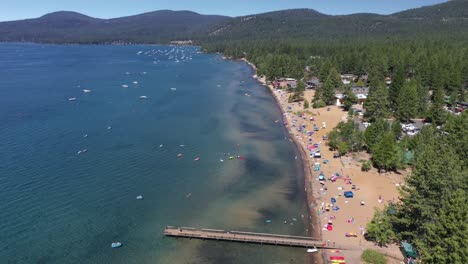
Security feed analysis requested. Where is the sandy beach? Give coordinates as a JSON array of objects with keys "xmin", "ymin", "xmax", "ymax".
[{"xmin": 246, "ymin": 62, "xmax": 407, "ymax": 263}]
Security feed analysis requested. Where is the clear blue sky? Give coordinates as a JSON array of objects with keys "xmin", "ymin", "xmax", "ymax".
[{"xmin": 0, "ymin": 0, "xmax": 448, "ymax": 21}]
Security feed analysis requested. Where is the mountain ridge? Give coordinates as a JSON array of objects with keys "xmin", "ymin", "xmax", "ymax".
[
  {"xmin": 0, "ymin": 1, "xmax": 466, "ymax": 44},
  {"xmin": 0, "ymin": 10, "xmax": 230, "ymax": 43}
]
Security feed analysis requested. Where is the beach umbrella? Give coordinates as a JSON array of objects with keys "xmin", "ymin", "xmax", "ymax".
[{"xmin": 331, "ymin": 198, "xmax": 336, "ymax": 204}]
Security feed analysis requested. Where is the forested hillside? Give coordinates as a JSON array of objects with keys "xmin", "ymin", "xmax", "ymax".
[
  {"xmin": 0, "ymin": 10, "xmax": 229, "ymax": 43},
  {"xmin": 0, "ymin": 0, "xmax": 467, "ymax": 44},
  {"xmin": 203, "ymin": 0, "xmax": 468, "ymax": 42},
  {"xmin": 393, "ymin": 0, "xmax": 468, "ymax": 19}
]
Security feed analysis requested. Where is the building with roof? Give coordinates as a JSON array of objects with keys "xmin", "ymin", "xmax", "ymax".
[
  {"xmin": 306, "ymin": 77, "xmax": 321, "ymax": 89},
  {"xmin": 351, "ymin": 86, "xmax": 369, "ymax": 96},
  {"xmin": 341, "ymin": 74, "xmax": 357, "ymax": 85}
]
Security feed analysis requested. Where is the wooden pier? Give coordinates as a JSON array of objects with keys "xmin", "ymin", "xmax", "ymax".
[{"xmin": 163, "ymin": 226, "xmax": 338, "ymax": 249}]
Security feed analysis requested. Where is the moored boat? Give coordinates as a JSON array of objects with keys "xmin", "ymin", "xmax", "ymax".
[{"xmin": 111, "ymin": 242, "xmax": 122, "ymax": 248}]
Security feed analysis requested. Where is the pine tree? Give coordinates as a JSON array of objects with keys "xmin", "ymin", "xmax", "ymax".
[
  {"xmin": 329, "ymin": 67, "xmax": 342, "ymax": 89},
  {"xmin": 445, "ymin": 111, "xmax": 468, "ymax": 163},
  {"xmin": 428, "ymin": 86, "xmax": 447, "ymax": 125},
  {"xmin": 319, "ymin": 61, "xmax": 331, "ymax": 83},
  {"xmin": 416, "ymin": 190, "xmax": 467, "ymax": 264},
  {"xmin": 391, "ymin": 120, "xmax": 402, "ymax": 140},
  {"xmin": 364, "ymin": 118, "xmax": 390, "ymax": 152},
  {"xmin": 364, "ymin": 82, "xmax": 389, "ymax": 122},
  {"xmin": 343, "ymin": 85, "xmax": 358, "ymax": 111},
  {"xmin": 397, "ymin": 80, "xmax": 418, "ymax": 122},
  {"xmin": 296, "ymin": 81, "xmax": 305, "ymax": 93},
  {"xmin": 398, "ymin": 129, "xmax": 464, "ymax": 241},
  {"xmin": 365, "ymin": 208, "xmax": 396, "ymax": 247},
  {"xmin": 447, "ymin": 65, "xmax": 462, "ymax": 95},
  {"xmin": 372, "ymin": 132, "xmax": 399, "ymax": 171},
  {"xmin": 415, "ymin": 78, "xmax": 428, "ymax": 116},
  {"xmin": 389, "ymin": 66, "xmax": 405, "ymax": 112},
  {"xmin": 322, "ymin": 75, "xmax": 336, "ymax": 105}
]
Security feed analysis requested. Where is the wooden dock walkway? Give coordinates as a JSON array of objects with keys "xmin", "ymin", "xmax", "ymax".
[{"xmin": 163, "ymin": 226, "xmax": 339, "ymax": 249}]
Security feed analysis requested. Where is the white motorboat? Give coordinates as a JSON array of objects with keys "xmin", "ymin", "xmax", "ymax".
[{"xmin": 111, "ymin": 242, "xmax": 122, "ymax": 248}]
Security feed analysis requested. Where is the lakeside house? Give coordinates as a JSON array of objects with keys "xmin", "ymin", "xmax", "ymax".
[
  {"xmin": 340, "ymin": 74, "xmax": 357, "ymax": 85},
  {"xmin": 272, "ymin": 78, "xmax": 297, "ymax": 89},
  {"xmin": 351, "ymin": 85, "xmax": 368, "ymax": 104},
  {"xmin": 334, "ymin": 85, "xmax": 369, "ymax": 106},
  {"xmin": 334, "ymin": 93, "xmax": 367, "ymax": 106},
  {"xmin": 306, "ymin": 77, "xmax": 321, "ymax": 89},
  {"xmin": 356, "ymin": 94, "xmax": 367, "ymax": 104},
  {"xmin": 351, "ymin": 86, "xmax": 369, "ymax": 95},
  {"xmin": 335, "ymin": 93, "xmax": 345, "ymax": 106}
]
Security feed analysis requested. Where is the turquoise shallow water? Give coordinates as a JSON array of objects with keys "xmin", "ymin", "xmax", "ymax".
[{"xmin": 0, "ymin": 43, "xmax": 309, "ymax": 263}]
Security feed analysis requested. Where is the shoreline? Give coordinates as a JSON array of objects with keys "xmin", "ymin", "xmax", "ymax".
[
  {"xmin": 241, "ymin": 58, "xmax": 405, "ymax": 264},
  {"xmin": 242, "ymin": 58, "xmax": 323, "ymax": 264}
]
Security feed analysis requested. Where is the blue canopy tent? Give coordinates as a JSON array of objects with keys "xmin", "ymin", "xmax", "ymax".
[{"xmin": 343, "ymin": 191, "xmax": 354, "ymax": 198}]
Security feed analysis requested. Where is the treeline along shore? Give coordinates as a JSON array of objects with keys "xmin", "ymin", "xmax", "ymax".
[{"xmin": 228, "ymin": 32, "xmax": 467, "ymax": 263}]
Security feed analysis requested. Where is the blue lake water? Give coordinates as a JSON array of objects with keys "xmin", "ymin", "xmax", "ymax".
[{"xmin": 0, "ymin": 43, "xmax": 309, "ymax": 263}]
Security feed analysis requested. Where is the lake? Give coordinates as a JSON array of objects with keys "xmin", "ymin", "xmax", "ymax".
[{"xmin": 0, "ymin": 43, "xmax": 308, "ymax": 263}]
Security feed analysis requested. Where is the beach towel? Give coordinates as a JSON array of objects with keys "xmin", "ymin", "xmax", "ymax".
[{"xmin": 330, "ymin": 256, "xmax": 345, "ymax": 260}]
